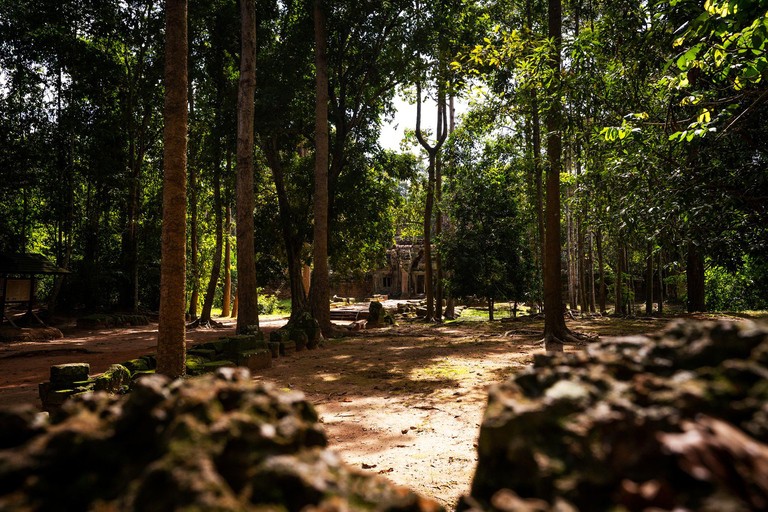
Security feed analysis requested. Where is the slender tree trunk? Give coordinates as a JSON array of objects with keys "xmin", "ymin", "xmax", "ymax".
[
  {"xmin": 435, "ymin": 129, "xmax": 444, "ymax": 320},
  {"xmin": 265, "ymin": 143, "xmax": 308, "ymax": 322},
  {"xmin": 415, "ymin": 82, "xmax": 447, "ymax": 323},
  {"xmin": 488, "ymin": 297, "xmax": 494, "ymax": 322},
  {"xmin": 311, "ymin": 0, "xmax": 332, "ymax": 335},
  {"xmin": 443, "ymin": 94, "xmax": 456, "ymax": 319},
  {"xmin": 646, "ymin": 241, "xmax": 653, "ymax": 315},
  {"xmin": 423, "ymin": 153, "xmax": 436, "ymax": 321},
  {"xmin": 687, "ymin": 242, "xmax": 706, "ymax": 312},
  {"xmin": 543, "ymin": 0, "xmax": 571, "ymax": 351},
  {"xmin": 199, "ymin": 143, "xmax": 223, "ymax": 323},
  {"xmin": 526, "ymin": 0, "xmax": 545, "ymax": 307},
  {"xmin": 578, "ymin": 220, "xmax": 587, "ymax": 314},
  {"xmin": 615, "ymin": 237, "xmax": 623, "ymax": 315},
  {"xmin": 222, "ymin": 202, "xmax": 232, "ymax": 317},
  {"xmin": 588, "ymin": 231, "xmax": 596, "ymax": 312},
  {"xmin": 235, "ymin": 0, "xmax": 259, "ymax": 333},
  {"xmin": 157, "ymin": 0, "xmax": 187, "ymax": 377},
  {"xmin": 188, "ymin": 162, "xmax": 199, "ymax": 319},
  {"xmin": 232, "ymin": 289, "xmax": 238, "ymax": 318},
  {"xmin": 658, "ymin": 247, "xmax": 664, "ymax": 314}
]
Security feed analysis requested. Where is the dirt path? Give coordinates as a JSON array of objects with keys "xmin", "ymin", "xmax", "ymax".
[
  {"xmin": 0, "ymin": 314, "xmax": 678, "ymax": 507},
  {"xmin": 0, "ymin": 317, "xmax": 283, "ymax": 406}
]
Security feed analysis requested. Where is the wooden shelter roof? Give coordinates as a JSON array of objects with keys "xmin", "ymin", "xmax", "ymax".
[{"xmin": 0, "ymin": 253, "xmax": 70, "ymax": 275}]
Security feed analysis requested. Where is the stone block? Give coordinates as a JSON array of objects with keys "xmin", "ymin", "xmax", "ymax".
[
  {"xmin": 139, "ymin": 354, "xmax": 157, "ymax": 370},
  {"xmin": 290, "ymin": 329, "xmax": 308, "ymax": 352},
  {"xmin": 201, "ymin": 360, "xmax": 236, "ymax": 373},
  {"xmin": 237, "ymin": 349, "xmax": 271, "ymax": 371},
  {"xmin": 197, "ymin": 340, "xmax": 226, "ymax": 354},
  {"xmin": 50, "ymin": 363, "xmax": 90, "ymax": 384},
  {"xmin": 186, "ymin": 356, "xmax": 208, "ymax": 376},
  {"xmin": 279, "ymin": 340, "xmax": 296, "ymax": 357},
  {"xmin": 121, "ymin": 359, "xmax": 149, "ymax": 374},
  {"xmin": 268, "ymin": 342, "xmax": 280, "ymax": 358},
  {"xmin": 93, "ymin": 364, "xmax": 131, "ymax": 394},
  {"xmin": 131, "ymin": 370, "xmax": 155, "ymax": 381},
  {"xmin": 187, "ymin": 348, "xmax": 216, "ymax": 360},
  {"xmin": 270, "ymin": 329, "xmax": 292, "ymax": 342}
]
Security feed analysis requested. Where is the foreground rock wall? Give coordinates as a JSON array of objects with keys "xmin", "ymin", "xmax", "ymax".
[
  {"xmin": 2, "ymin": 368, "xmax": 441, "ymax": 512},
  {"xmin": 461, "ymin": 319, "xmax": 768, "ymax": 512}
]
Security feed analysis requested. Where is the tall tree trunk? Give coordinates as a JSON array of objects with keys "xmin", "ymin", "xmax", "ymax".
[
  {"xmin": 311, "ymin": 0, "xmax": 332, "ymax": 335},
  {"xmin": 264, "ymin": 143, "xmax": 308, "ymax": 322},
  {"xmin": 49, "ymin": 112, "xmax": 75, "ymax": 320},
  {"xmin": 223, "ymin": 202, "xmax": 232, "ymax": 317},
  {"xmin": 235, "ymin": 0, "xmax": 259, "ymax": 333},
  {"xmin": 588, "ymin": 231, "xmax": 596, "ymax": 313},
  {"xmin": 232, "ymin": 289, "xmax": 238, "ymax": 318},
  {"xmin": 415, "ymin": 81, "xmax": 447, "ymax": 323},
  {"xmin": 188, "ymin": 162, "xmax": 199, "ymax": 319},
  {"xmin": 157, "ymin": 0, "xmax": 188, "ymax": 378},
  {"xmin": 435, "ymin": 109, "xmax": 444, "ymax": 321},
  {"xmin": 658, "ymin": 247, "xmax": 664, "ymax": 314},
  {"xmin": 543, "ymin": 0, "xmax": 572, "ymax": 351},
  {"xmin": 646, "ymin": 241, "xmax": 653, "ymax": 315},
  {"xmin": 443, "ymin": 93, "xmax": 456, "ymax": 319},
  {"xmin": 199, "ymin": 142, "xmax": 223, "ymax": 323},
  {"xmin": 687, "ymin": 242, "xmax": 706, "ymax": 312},
  {"xmin": 597, "ymin": 228, "xmax": 606, "ymax": 312},
  {"xmin": 565, "ymin": 201, "xmax": 575, "ymax": 310},
  {"xmin": 615, "ymin": 237, "xmax": 623, "ymax": 315},
  {"xmin": 526, "ymin": 0, "xmax": 545, "ymax": 307}
]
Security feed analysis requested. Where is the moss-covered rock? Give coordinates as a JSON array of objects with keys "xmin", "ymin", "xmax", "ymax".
[
  {"xmin": 280, "ymin": 340, "xmax": 296, "ymax": 357},
  {"xmin": 270, "ymin": 328, "xmax": 292, "ymax": 343},
  {"xmin": 50, "ymin": 363, "xmax": 90, "ymax": 384},
  {"xmin": 237, "ymin": 349, "xmax": 272, "ymax": 371},
  {"xmin": 268, "ymin": 341, "xmax": 280, "ymax": 359},
  {"xmin": 121, "ymin": 358, "xmax": 149, "ymax": 374},
  {"xmin": 0, "ymin": 369, "xmax": 443, "ymax": 512},
  {"xmin": 201, "ymin": 360, "xmax": 236, "ymax": 373},
  {"xmin": 289, "ymin": 329, "xmax": 308, "ymax": 352},
  {"xmin": 139, "ymin": 353, "xmax": 157, "ymax": 370},
  {"xmin": 187, "ymin": 348, "xmax": 216, "ymax": 361},
  {"xmin": 93, "ymin": 364, "xmax": 131, "ymax": 393},
  {"xmin": 461, "ymin": 319, "xmax": 768, "ymax": 512}
]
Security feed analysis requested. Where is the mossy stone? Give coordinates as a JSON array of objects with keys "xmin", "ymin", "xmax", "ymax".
[
  {"xmin": 268, "ymin": 342, "xmax": 280, "ymax": 358},
  {"xmin": 50, "ymin": 363, "xmax": 90, "ymax": 384},
  {"xmin": 237, "ymin": 349, "xmax": 272, "ymax": 370},
  {"xmin": 201, "ymin": 361, "xmax": 236, "ymax": 373},
  {"xmin": 279, "ymin": 340, "xmax": 296, "ymax": 357},
  {"xmin": 270, "ymin": 329, "xmax": 292, "ymax": 343},
  {"xmin": 289, "ymin": 329, "xmax": 308, "ymax": 352},
  {"xmin": 187, "ymin": 348, "xmax": 216, "ymax": 360}
]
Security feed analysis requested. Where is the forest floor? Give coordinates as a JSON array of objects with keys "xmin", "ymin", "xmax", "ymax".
[{"xmin": 0, "ymin": 310, "xmax": 760, "ymax": 507}]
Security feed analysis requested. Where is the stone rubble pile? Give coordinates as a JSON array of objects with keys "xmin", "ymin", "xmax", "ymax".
[
  {"xmin": 2, "ymin": 368, "xmax": 442, "ymax": 512},
  {"xmin": 460, "ymin": 319, "xmax": 768, "ymax": 512},
  {"xmin": 38, "ymin": 315, "xmax": 322, "ymax": 412}
]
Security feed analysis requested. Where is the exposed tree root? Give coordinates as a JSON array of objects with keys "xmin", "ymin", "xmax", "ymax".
[
  {"xmin": 186, "ymin": 318, "xmax": 224, "ymax": 329},
  {"xmin": 536, "ymin": 329, "xmax": 595, "ymax": 349}
]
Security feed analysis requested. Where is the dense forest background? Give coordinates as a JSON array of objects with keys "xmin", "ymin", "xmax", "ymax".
[{"xmin": 1, "ymin": 0, "xmax": 767, "ymax": 319}]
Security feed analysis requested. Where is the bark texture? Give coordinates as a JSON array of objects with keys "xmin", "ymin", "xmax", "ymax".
[
  {"xmin": 157, "ymin": 0, "xmax": 188, "ymax": 377},
  {"xmin": 235, "ymin": 0, "xmax": 259, "ymax": 333},
  {"xmin": 415, "ymin": 82, "xmax": 447, "ymax": 322},
  {"xmin": 311, "ymin": 0, "xmax": 331, "ymax": 334},
  {"xmin": 543, "ymin": 0, "xmax": 569, "ymax": 352}
]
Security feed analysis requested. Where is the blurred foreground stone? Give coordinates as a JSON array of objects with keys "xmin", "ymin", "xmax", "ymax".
[
  {"xmin": 1, "ymin": 367, "xmax": 442, "ymax": 512},
  {"xmin": 460, "ymin": 319, "xmax": 768, "ymax": 512}
]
